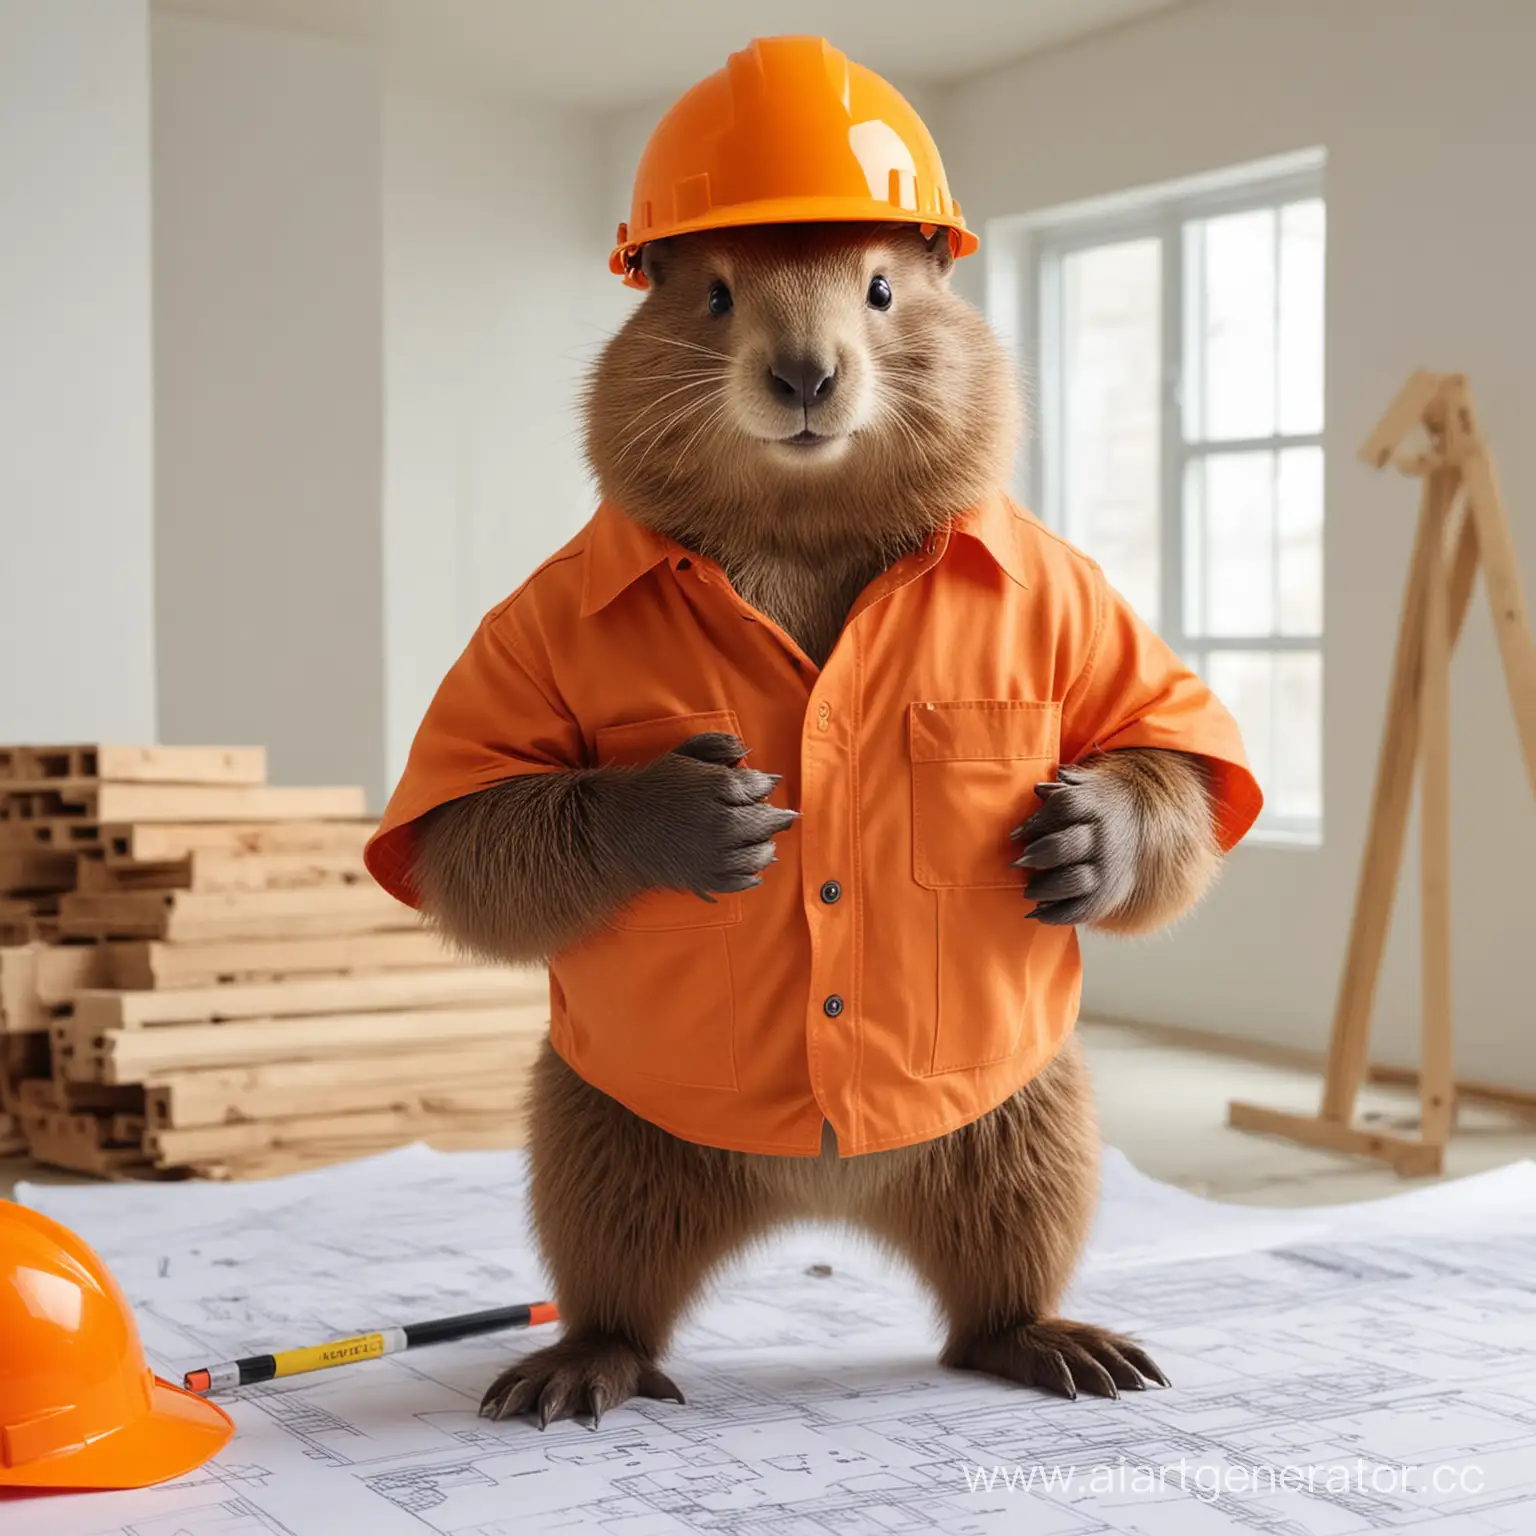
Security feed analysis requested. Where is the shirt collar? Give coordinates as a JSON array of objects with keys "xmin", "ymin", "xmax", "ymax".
[
  {"xmin": 951, "ymin": 494, "xmax": 1033, "ymax": 590},
  {"xmin": 579, "ymin": 501, "xmax": 682, "ymax": 616},
  {"xmin": 579, "ymin": 494, "xmax": 1031, "ymax": 618}
]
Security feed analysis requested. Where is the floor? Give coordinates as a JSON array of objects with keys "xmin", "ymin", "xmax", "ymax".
[{"xmin": 4, "ymin": 1020, "xmax": 1533, "ymax": 1205}]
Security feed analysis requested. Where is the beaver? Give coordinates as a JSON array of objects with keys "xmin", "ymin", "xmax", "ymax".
[{"xmin": 404, "ymin": 220, "xmax": 1228, "ymax": 1426}]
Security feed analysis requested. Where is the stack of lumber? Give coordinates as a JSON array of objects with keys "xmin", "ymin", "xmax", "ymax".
[{"xmin": 0, "ymin": 744, "xmax": 547, "ymax": 1180}]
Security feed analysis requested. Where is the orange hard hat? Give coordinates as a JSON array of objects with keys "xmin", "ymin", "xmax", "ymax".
[
  {"xmin": 0, "ymin": 1202, "xmax": 233, "ymax": 1491},
  {"xmin": 611, "ymin": 35, "xmax": 978, "ymax": 289}
]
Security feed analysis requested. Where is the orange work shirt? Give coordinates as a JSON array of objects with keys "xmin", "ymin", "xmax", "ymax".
[{"xmin": 367, "ymin": 496, "xmax": 1261, "ymax": 1157}]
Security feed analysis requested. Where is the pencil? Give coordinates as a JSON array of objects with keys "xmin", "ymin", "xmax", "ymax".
[{"xmin": 183, "ymin": 1301, "xmax": 559, "ymax": 1394}]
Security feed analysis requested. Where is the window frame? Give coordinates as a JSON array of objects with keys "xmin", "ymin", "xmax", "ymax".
[{"xmin": 1012, "ymin": 156, "xmax": 1326, "ymax": 845}]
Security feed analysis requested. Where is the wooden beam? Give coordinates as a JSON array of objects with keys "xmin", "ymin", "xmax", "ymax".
[
  {"xmin": 69, "ymin": 1001, "xmax": 549, "ymax": 1082},
  {"xmin": 1357, "ymin": 370, "xmax": 1444, "ymax": 469},
  {"xmin": 144, "ymin": 1042, "xmax": 543, "ymax": 1127},
  {"xmin": 0, "ymin": 782, "xmax": 366, "ymax": 826},
  {"xmin": 1455, "ymin": 427, "xmax": 1536, "ymax": 797},
  {"xmin": 0, "ymin": 745, "xmax": 266, "ymax": 785},
  {"xmin": 60, "ymin": 884, "xmax": 417, "ymax": 943},
  {"xmin": 100, "ymin": 819, "xmax": 374, "ymax": 864},
  {"xmin": 1418, "ymin": 459, "xmax": 1455, "ymax": 1149},
  {"xmin": 78, "ymin": 848, "xmax": 371, "ymax": 895},
  {"xmin": 149, "ymin": 1100, "xmax": 529, "ymax": 1166},
  {"xmin": 74, "ymin": 964, "xmax": 545, "ymax": 1029},
  {"xmin": 0, "ymin": 849, "xmax": 78, "ymax": 896},
  {"xmin": 1366, "ymin": 1063, "xmax": 1536, "ymax": 1117},
  {"xmin": 1319, "ymin": 467, "xmax": 1444, "ymax": 1120},
  {"xmin": 1227, "ymin": 1101, "xmax": 1444, "ymax": 1177},
  {"xmin": 107, "ymin": 928, "xmax": 460, "ymax": 990}
]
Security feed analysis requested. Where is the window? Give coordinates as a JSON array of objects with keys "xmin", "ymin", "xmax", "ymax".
[{"xmin": 1018, "ymin": 158, "xmax": 1325, "ymax": 842}]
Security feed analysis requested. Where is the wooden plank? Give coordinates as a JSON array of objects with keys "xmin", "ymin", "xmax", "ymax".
[
  {"xmin": 35, "ymin": 943, "xmax": 111, "ymax": 1005},
  {"xmin": 60, "ymin": 885, "xmax": 417, "ymax": 942},
  {"xmin": 1319, "ymin": 468, "xmax": 1445, "ymax": 1120},
  {"xmin": 1227, "ymin": 1101, "xmax": 1443, "ymax": 1177},
  {"xmin": 74, "ymin": 1001, "xmax": 548, "ymax": 1081},
  {"xmin": 1357, "ymin": 370, "xmax": 1444, "ymax": 469},
  {"xmin": 0, "ymin": 849, "xmax": 77, "ymax": 896},
  {"xmin": 0, "ymin": 945, "xmax": 38, "ymax": 1033},
  {"xmin": 0, "ymin": 819, "xmax": 108, "ymax": 851},
  {"xmin": 1367, "ymin": 1063, "xmax": 1536, "ymax": 1117},
  {"xmin": 1456, "ymin": 426, "xmax": 1536, "ymax": 798},
  {"xmin": 109, "ymin": 928, "xmax": 459, "ymax": 990},
  {"xmin": 75, "ymin": 965, "xmax": 545, "ymax": 1029},
  {"xmin": 19, "ymin": 1107, "xmax": 154, "ymax": 1177},
  {"xmin": 2, "ymin": 1029, "xmax": 50, "ymax": 1108},
  {"xmin": 101, "ymin": 819, "xmax": 374, "ymax": 863},
  {"xmin": 150, "ymin": 1104, "xmax": 528, "ymax": 1167},
  {"xmin": 145, "ymin": 1042, "xmax": 542, "ymax": 1127},
  {"xmin": 0, "ymin": 899, "xmax": 60, "ymax": 946},
  {"xmin": 0, "ymin": 745, "xmax": 266, "ymax": 785},
  {"xmin": 1418, "ymin": 464, "xmax": 1455, "ymax": 1149},
  {"xmin": 149, "ymin": 1071, "xmax": 535, "ymax": 1137},
  {"xmin": 78, "ymin": 848, "xmax": 370, "ymax": 895},
  {"xmin": 0, "ymin": 783, "xmax": 366, "ymax": 825}
]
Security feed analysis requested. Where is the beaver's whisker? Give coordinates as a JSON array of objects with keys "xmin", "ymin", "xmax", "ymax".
[
  {"xmin": 646, "ymin": 335, "xmax": 733, "ymax": 362},
  {"xmin": 619, "ymin": 376, "xmax": 725, "ymax": 435},
  {"xmin": 617, "ymin": 388, "xmax": 725, "ymax": 468},
  {"xmin": 663, "ymin": 398, "xmax": 732, "ymax": 487}
]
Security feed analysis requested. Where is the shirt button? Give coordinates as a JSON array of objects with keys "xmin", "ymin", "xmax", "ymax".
[
  {"xmin": 820, "ymin": 880, "xmax": 842, "ymax": 904},
  {"xmin": 823, "ymin": 994, "xmax": 845, "ymax": 1018}
]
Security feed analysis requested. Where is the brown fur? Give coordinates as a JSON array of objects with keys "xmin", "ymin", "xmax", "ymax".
[
  {"xmin": 1017, "ymin": 748, "xmax": 1221, "ymax": 933},
  {"xmin": 482, "ymin": 1035, "xmax": 1162, "ymax": 1423},
  {"xmin": 1083, "ymin": 748, "xmax": 1221, "ymax": 934},
  {"xmin": 413, "ymin": 737, "xmax": 795, "ymax": 963},
  {"xmin": 585, "ymin": 224, "xmax": 1017, "ymax": 666},
  {"xmin": 416, "ymin": 224, "xmax": 1216, "ymax": 1424}
]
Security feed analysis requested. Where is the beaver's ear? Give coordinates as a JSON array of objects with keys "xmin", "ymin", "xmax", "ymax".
[
  {"xmin": 923, "ymin": 229, "xmax": 956, "ymax": 279},
  {"xmin": 640, "ymin": 239, "xmax": 672, "ymax": 287}
]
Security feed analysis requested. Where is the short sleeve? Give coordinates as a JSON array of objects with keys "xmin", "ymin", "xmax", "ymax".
[
  {"xmin": 1061, "ymin": 570, "xmax": 1263, "ymax": 852},
  {"xmin": 364, "ymin": 611, "xmax": 584, "ymax": 906}
]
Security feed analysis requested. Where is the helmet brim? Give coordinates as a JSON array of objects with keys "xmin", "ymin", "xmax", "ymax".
[
  {"xmin": 0, "ymin": 1377, "xmax": 233, "ymax": 1491},
  {"xmin": 611, "ymin": 196, "xmax": 979, "ymax": 287}
]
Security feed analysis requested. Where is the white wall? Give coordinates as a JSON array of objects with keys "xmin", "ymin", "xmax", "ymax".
[
  {"xmin": 152, "ymin": 12, "xmax": 387, "ymax": 804},
  {"xmin": 0, "ymin": 0, "xmax": 157, "ymax": 742},
  {"xmin": 944, "ymin": 0, "xmax": 1536, "ymax": 1085},
  {"xmin": 380, "ymin": 88, "xmax": 619, "ymax": 786}
]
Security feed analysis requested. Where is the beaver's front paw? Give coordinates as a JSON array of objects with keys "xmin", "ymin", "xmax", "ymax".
[
  {"xmin": 480, "ymin": 1333, "xmax": 685, "ymax": 1428},
  {"xmin": 943, "ymin": 1318, "xmax": 1169, "ymax": 1400},
  {"xmin": 604, "ymin": 732, "xmax": 799, "ymax": 902},
  {"xmin": 1010, "ymin": 763, "xmax": 1139, "ymax": 925}
]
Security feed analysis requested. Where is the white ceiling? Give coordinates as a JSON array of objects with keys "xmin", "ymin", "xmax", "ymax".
[{"xmin": 156, "ymin": 0, "xmax": 1190, "ymax": 109}]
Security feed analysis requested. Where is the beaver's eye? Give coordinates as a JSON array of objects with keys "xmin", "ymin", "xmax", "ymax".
[
  {"xmin": 867, "ymin": 275, "xmax": 893, "ymax": 310},
  {"xmin": 707, "ymin": 280, "xmax": 733, "ymax": 317}
]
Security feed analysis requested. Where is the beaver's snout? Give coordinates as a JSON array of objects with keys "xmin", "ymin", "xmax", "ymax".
[{"xmin": 766, "ymin": 355, "xmax": 838, "ymax": 409}]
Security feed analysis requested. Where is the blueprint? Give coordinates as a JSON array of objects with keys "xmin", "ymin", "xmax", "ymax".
[{"xmin": 9, "ymin": 1143, "xmax": 1536, "ymax": 1535}]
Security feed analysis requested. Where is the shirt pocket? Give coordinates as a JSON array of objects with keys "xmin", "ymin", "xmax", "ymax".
[
  {"xmin": 908, "ymin": 700, "xmax": 1063, "ymax": 889},
  {"xmin": 594, "ymin": 708, "xmax": 745, "ymax": 932}
]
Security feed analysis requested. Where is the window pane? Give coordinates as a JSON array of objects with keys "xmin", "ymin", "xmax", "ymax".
[
  {"xmin": 1277, "ymin": 445, "xmax": 1323, "ymax": 636},
  {"xmin": 1278, "ymin": 199, "xmax": 1325, "ymax": 435},
  {"xmin": 1185, "ymin": 451, "xmax": 1275, "ymax": 637},
  {"xmin": 1185, "ymin": 208, "xmax": 1276, "ymax": 442},
  {"xmin": 1206, "ymin": 649, "xmax": 1321, "ymax": 828},
  {"xmin": 1058, "ymin": 238, "xmax": 1162, "ymax": 623}
]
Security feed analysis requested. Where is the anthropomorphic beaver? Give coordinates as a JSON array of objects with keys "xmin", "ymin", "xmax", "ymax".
[{"xmin": 365, "ymin": 37, "xmax": 1261, "ymax": 1429}]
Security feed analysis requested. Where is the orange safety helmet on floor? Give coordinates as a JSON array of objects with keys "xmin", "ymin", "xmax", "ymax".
[
  {"xmin": 0, "ymin": 1202, "xmax": 233, "ymax": 1491},
  {"xmin": 611, "ymin": 35, "xmax": 978, "ymax": 289}
]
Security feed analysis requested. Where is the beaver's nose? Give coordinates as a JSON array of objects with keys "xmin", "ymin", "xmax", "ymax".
[{"xmin": 767, "ymin": 355, "xmax": 838, "ymax": 407}]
